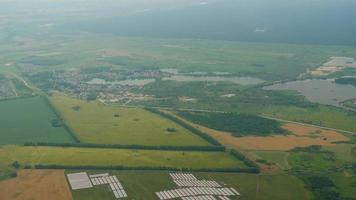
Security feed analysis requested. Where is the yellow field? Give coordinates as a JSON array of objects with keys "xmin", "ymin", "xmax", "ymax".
[
  {"xmin": 0, "ymin": 169, "xmax": 72, "ymax": 200},
  {"xmin": 51, "ymin": 94, "xmax": 210, "ymax": 146}
]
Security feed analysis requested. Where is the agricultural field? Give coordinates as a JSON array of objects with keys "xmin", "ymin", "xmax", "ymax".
[
  {"xmin": 0, "ymin": 146, "xmax": 245, "ymax": 169},
  {"xmin": 172, "ymin": 111, "xmax": 349, "ymax": 151},
  {"xmin": 0, "ymin": 169, "xmax": 72, "ymax": 200},
  {"xmin": 50, "ymin": 94, "xmax": 210, "ymax": 146},
  {"xmin": 70, "ymin": 171, "xmax": 312, "ymax": 200},
  {"xmin": 0, "ymin": 96, "xmax": 75, "ymax": 145}
]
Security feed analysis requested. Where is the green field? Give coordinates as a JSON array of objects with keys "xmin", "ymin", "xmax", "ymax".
[
  {"xmin": 70, "ymin": 171, "xmax": 312, "ymax": 200},
  {"xmin": 262, "ymin": 105, "xmax": 356, "ymax": 132},
  {"xmin": 0, "ymin": 97, "xmax": 75, "ymax": 145},
  {"xmin": 51, "ymin": 94, "xmax": 210, "ymax": 146},
  {"xmin": 0, "ymin": 146, "xmax": 243, "ymax": 169}
]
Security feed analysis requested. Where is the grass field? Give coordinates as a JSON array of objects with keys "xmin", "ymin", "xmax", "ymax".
[
  {"xmin": 0, "ymin": 146, "xmax": 244, "ymax": 169},
  {"xmin": 50, "ymin": 94, "xmax": 210, "ymax": 146},
  {"xmin": 70, "ymin": 171, "xmax": 312, "ymax": 200},
  {"xmin": 0, "ymin": 96, "xmax": 75, "ymax": 145}
]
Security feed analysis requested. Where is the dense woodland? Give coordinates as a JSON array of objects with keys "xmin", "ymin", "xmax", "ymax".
[{"xmin": 177, "ymin": 111, "xmax": 287, "ymax": 137}]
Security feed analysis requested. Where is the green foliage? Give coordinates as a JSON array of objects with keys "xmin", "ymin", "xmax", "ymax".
[
  {"xmin": 300, "ymin": 175, "xmax": 355, "ymax": 200},
  {"xmin": 306, "ymin": 176, "xmax": 335, "ymax": 189},
  {"xmin": 177, "ymin": 111, "xmax": 287, "ymax": 137},
  {"xmin": 166, "ymin": 128, "xmax": 177, "ymax": 132},
  {"xmin": 50, "ymin": 119, "xmax": 63, "ymax": 127},
  {"xmin": 11, "ymin": 161, "xmax": 20, "ymax": 169},
  {"xmin": 72, "ymin": 105, "xmax": 80, "ymax": 111}
]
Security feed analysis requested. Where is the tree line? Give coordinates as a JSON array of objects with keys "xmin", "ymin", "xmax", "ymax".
[
  {"xmin": 23, "ymin": 142, "xmax": 225, "ymax": 152},
  {"xmin": 42, "ymin": 96, "xmax": 81, "ymax": 143},
  {"xmin": 230, "ymin": 149, "xmax": 260, "ymax": 173}
]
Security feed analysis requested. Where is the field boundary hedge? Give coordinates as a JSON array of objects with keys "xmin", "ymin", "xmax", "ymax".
[
  {"xmin": 230, "ymin": 149, "xmax": 260, "ymax": 173},
  {"xmin": 42, "ymin": 96, "xmax": 81, "ymax": 143},
  {"xmin": 24, "ymin": 164, "xmax": 259, "ymax": 174},
  {"xmin": 144, "ymin": 107, "xmax": 222, "ymax": 146},
  {"xmin": 23, "ymin": 142, "xmax": 226, "ymax": 152}
]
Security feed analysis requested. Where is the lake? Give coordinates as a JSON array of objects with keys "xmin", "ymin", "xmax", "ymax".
[{"xmin": 264, "ymin": 79, "xmax": 356, "ymax": 106}]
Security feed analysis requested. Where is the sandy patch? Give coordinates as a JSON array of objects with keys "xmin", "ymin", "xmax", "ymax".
[
  {"xmin": 311, "ymin": 56, "xmax": 356, "ymax": 76},
  {"xmin": 0, "ymin": 170, "xmax": 72, "ymax": 200}
]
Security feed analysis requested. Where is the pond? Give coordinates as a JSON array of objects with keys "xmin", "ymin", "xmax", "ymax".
[{"xmin": 264, "ymin": 79, "xmax": 356, "ymax": 106}]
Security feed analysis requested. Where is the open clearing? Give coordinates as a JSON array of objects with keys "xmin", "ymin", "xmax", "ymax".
[
  {"xmin": 0, "ymin": 96, "xmax": 75, "ymax": 144},
  {"xmin": 174, "ymin": 112, "xmax": 349, "ymax": 150},
  {"xmin": 70, "ymin": 171, "xmax": 311, "ymax": 200},
  {"xmin": 0, "ymin": 146, "xmax": 244, "ymax": 169},
  {"xmin": 51, "ymin": 94, "xmax": 210, "ymax": 146},
  {"xmin": 0, "ymin": 169, "xmax": 72, "ymax": 200}
]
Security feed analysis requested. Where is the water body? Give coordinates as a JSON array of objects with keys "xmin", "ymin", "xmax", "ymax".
[
  {"xmin": 87, "ymin": 78, "xmax": 155, "ymax": 86},
  {"xmin": 163, "ymin": 75, "xmax": 264, "ymax": 85},
  {"xmin": 264, "ymin": 79, "xmax": 356, "ymax": 106}
]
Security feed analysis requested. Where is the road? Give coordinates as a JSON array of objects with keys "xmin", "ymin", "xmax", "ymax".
[
  {"xmin": 6, "ymin": 72, "xmax": 45, "ymax": 96},
  {"xmin": 261, "ymin": 114, "xmax": 356, "ymax": 136}
]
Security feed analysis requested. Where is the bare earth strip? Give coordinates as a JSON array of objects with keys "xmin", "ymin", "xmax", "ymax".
[
  {"xmin": 168, "ymin": 111, "xmax": 349, "ymax": 151},
  {"xmin": 0, "ymin": 170, "xmax": 73, "ymax": 200}
]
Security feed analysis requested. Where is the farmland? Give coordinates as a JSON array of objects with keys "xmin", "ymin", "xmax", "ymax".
[
  {"xmin": 0, "ymin": 146, "xmax": 245, "ymax": 169},
  {"xmin": 70, "ymin": 171, "xmax": 312, "ymax": 200},
  {"xmin": 50, "ymin": 94, "xmax": 210, "ymax": 146},
  {"xmin": 0, "ymin": 96, "xmax": 75, "ymax": 145},
  {"xmin": 170, "ymin": 111, "xmax": 349, "ymax": 151},
  {"xmin": 0, "ymin": 169, "xmax": 72, "ymax": 200},
  {"xmin": 0, "ymin": 8, "xmax": 356, "ymax": 199}
]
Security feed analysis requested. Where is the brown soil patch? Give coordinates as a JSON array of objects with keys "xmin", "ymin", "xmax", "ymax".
[
  {"xmin": 167, "ymin": 111, "xmax": 349, "ymax": 151},
  {"xmin": 201, "ymin": 123, "xmax": 348, "ymax": 151},
  {"xmin": 0, "ymin": 169, "xmax": 72, "ymax": 200}
]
